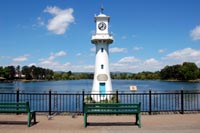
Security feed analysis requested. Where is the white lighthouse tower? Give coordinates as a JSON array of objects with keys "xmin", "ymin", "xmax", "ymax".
[{"xmin": 91, "ymin": 8, "xmax": 114, "ymax": 101}]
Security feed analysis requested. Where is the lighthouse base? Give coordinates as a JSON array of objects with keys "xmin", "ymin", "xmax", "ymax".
[
  {"xmin": 91, "ymin": 91, "xmax": 113, "ymax": 102},
  {"xmin": 91, "ymin": 77, "xmax": 113, "ymax": 102}
]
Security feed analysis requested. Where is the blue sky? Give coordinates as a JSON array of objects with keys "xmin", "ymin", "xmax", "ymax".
[{"xmin": 0, "ymin": 0, "xmax": 200, "ymax": 73}]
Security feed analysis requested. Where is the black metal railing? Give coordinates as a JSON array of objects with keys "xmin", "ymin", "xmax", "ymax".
[{"xmin": 0, "ymin": 89, "xmax": 200, "ymax": 115}]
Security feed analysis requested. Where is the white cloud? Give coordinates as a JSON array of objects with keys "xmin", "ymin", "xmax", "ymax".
[
  {"xmin": 68, "ymin": 65, "xmax": 94, "ymax": 72},
  {"xmin": 118, "ymin": 56, "xmax": 140, "ymax": 63},
  {"xmin": 110, "ymin": 62, "xmax": 137, "ymax": 72},
  {"xmin": 48, "ymin": 51, "xmax": 67, "ymax": 60},
  {"xmin": 133, "ymin": 46, "xmax": 143, "ymax": 51},
  {"xmin": 110, "ymin": 57, "xmax": 163, "ymax": 73},
  {"xmin": 131, "ymin": 34, "xmax": 137, "ymax": 38},
  {"xmin": 164, "ymin": 48, "xmax": 200, "ymax": 66},
  {"xmin": 144, "ymin": 58, "xmax": 159, "ymax": 64},
  {"xmin": 0, "ymin": 56, "xmax": 10, "ymax": 59},
  {"xmin": 109, "ymin": 47, "xmax": 127, "ymax": 53},
  {"xmin": 39, "ymin": 51, "xmax": 67, "ymax": 67},
  {"xmin": 55, "ymin": 51, "xmax": 66, "ymax": 56},
  {"xmin": 76, "ymin": 53, "xmax": 82, "ymax": 56},
  {"xmin": 44, "ymin": 6, "xmax": 74, "ymax": 35},
  {"xmin": 37, "ymin": 17, "xmax": 45, "ymax": 26},
  {"xmin": 139, "ymin": 58, "xmax": 163, "ymax": 72},
  {"xmin": 190, "ymin": 25, "xmax": 200, "ymax": 40},
  {"xmin": 28, "ymin": 63, "xmax": 37, "ymax": 67},
  {"xmin": 13, "ymin": 55, "xmax": 29, "ymax": 62},
  {"xmin": 158, "ymin": 49, "xmax": 165, "ymax": 53},
  {"xmin": 81, "ymin": 48, "xmax": 200, "ymax": 72},
  {"xmin": 39, "ymin": 60, "xmax": 71, "ymax": 71},
  {"xmin": 90, "ymin": 30, "xmax": 95, "ymax": 35},
  {"xmin": 39, "ymin": 59, "xmax": 94, "ymax": 72},
  {"xmin": 91, "ymin": 47, "xmax": 127, "ymax": 53},
  {"xmin": 39, "ymin": 59, "xmax": 53, "ymax": 65},
  {"xmin": 121, "ymin": 35, "xmax": 127, "ymax": 39},
  {"xmin": 165, "ymin": 48, "xmax": 200, "ymax": 60},
  {"xmin": 90, "ymin": 47, "xmax": 95, "ymax": 52}
]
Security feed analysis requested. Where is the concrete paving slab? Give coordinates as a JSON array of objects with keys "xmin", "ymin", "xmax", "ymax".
[{"xmin": 0, "ymin": 114, "xmax": 200, "ymax": 133}]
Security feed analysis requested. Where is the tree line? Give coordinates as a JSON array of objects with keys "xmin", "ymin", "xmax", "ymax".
[
  {"xmin": 0, "ymin": 62, "xmax": 200, "ymax": 81},
  {"xmin": 112, "ymin": 62, "xmax": 200, "ymax": 81},
  {"xmin": 0, "ymin": 65, "xmax": 54, "ymax": 80},
  {"xmin": 160, "ymin": 62, "xmax": 200, "ymax": 80},
  {"xmin": 53, "ymin": 71, "xmax": 93, "ymax": 80},
  {"xmin": 0, "ymin": 65, "xmax": 93, "ymax": 81}
]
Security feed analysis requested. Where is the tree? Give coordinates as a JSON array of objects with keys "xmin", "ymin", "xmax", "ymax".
[
  {"xmin": 69, "ymin": 75, "xmax": 75, "ymax": 80},
  {"xmin": 0, "ymin": 66, "xmax": 4, "ymax": 77},
  {"xmin": 171, "ymin": 65, "xmax": 182, "ymax": 80},
  {"xmin": 180, "ymin": 62, "xmax": 199, "ymax": 80},
  {"xmin": 30, "ymin": 65, "xmax": 37, "ymax": 79},
  {"xmin": 160, "ymin": 62, "xmax": 199, "ymax": 80},
  {"xmin": 4, "ymin": 66, "xmax": 15, "ymax": 80},
  {"xmin": 45, "ymin": 69, "xmax": 53, "ymax": 80},
  {"xmin": 22, "ymin": 66, "xmax": 32, "ymax": 80},
  {"xmin": 160, "ymin": 65, "xmax": 182, "ymax": 80},
  {"xmin": 62, "ymin": 73, "xmax": 68, "ymax": 80},
  {"xmin": 153, "ymin": 71, "xmax": 161, "ymax": 79},
  {"xmin": 15, "ymin": 65, "xmax": 21, "ymax": 78},
  {"xmin": 199, "ymin": 69, "xmax": 200, "ymax": 78},
  {"xmin": 53, "ymin": 72, "xmax": 62, "ymax": 80}
]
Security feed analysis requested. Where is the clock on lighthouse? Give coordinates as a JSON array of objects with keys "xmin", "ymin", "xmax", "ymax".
[
  {"xmin": 91, "ymin": 7, "xmax": 114, "ymax": 102},
  {"xmin": 98, "ymin": 22, "xmax": 106, "ymax": 30}
]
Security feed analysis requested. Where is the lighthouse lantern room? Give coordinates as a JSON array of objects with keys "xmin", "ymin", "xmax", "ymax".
[{"xmin": 91, "ymin": 8, "xmax": 114, "ymax": 101}]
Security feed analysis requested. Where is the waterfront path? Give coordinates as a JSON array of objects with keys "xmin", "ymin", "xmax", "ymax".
[{"xmin": 0, "ymin": 114, "xmax": 200, "ymax": 133}]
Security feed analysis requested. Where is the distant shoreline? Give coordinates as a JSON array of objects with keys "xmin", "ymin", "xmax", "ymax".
[
  {"xmin": 0, "ymin": 79, "xmax": 48, "ymax": 83},
  {"xmin": 20, "ymin": 79, "xmax": 48, "ymax": 82},
  {"xmin": 162, "ymin": 79, "xmax": 200, "ymax": 83},
  {"xmin": 1, "ymin": 79, "xmax": 200, "ymax": 83}
]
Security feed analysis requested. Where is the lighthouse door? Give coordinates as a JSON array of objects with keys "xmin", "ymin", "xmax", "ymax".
[{"xmin": 99, "ymin": 83, "xmax": 106, "ymax": 97}]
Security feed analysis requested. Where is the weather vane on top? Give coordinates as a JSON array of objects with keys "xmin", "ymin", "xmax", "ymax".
[{"xmin": 100, "ymin": 5, "xmax": 104, "ymax": 14}]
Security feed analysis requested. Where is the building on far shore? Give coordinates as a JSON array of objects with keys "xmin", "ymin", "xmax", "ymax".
[{"xmin": 0, "ymin": 77, "xmax": 6, "ymax": 81}]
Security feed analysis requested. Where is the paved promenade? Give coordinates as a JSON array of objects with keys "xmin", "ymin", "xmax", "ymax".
[{"xmin": 0, "ymin": 114, "xmax": 200, "ymax": 133}]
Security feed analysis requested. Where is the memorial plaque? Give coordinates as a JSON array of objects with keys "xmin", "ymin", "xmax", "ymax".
[{"xmin": 97, "ymin": 74, "xmax": 108, "ymax": 81}]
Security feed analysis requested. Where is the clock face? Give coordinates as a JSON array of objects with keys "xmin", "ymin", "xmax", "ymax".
[{"xmin": 98, "ymin": 22, "xmax": 106, "ymax": 31}]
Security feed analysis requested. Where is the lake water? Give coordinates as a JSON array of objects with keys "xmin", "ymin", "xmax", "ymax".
[
  {"xmin": 0, "ymin": 79, "xmax": 200, "ymax": 92},
  {"xmin": 1, "ymin": 80, "xmax": 200, "ymax": 112}
]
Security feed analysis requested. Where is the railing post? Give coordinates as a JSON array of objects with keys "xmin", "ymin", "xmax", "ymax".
[
  {"xmin": 116, "ymin": 90, "xmax": 118, "ymax": 103},
  {"xmin": 82, "ymin": 90, "xmax": 85, "ymax": 113},
  {"xmin": 49, "ymin": 89, "xmax": 52, "ymax": 116},
  {"xmin": 16, "ymin": 88, "xmax": 19, "ymax": 103},
  {"xmin": 149, "ymin": 89, "xmax": 152, "ymax": 115},
  {"xmin": 181, "ymin": 89, "xmax": 184, "ymax": 114},
  {"xmin": 16, "ymin": 88, "xmax": 20, "ymax": 115}
]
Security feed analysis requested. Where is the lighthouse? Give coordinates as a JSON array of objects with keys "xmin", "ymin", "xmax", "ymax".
[{"xmin": 91, "ymin": 8, "xmax": 114, "ymax": 101}]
